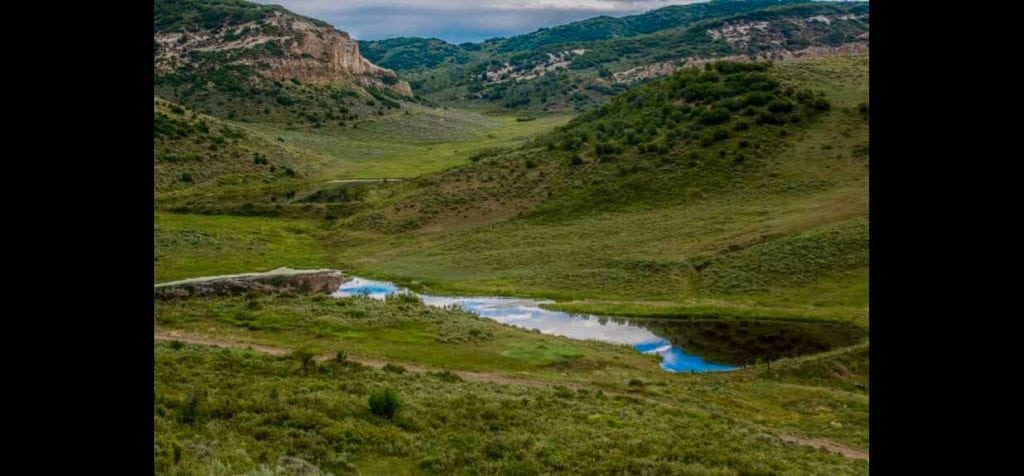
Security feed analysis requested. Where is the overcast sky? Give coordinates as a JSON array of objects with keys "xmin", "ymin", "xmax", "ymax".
[{"xmin": 253, "ymin": 0, "xmax": 709, "ymax": 44}]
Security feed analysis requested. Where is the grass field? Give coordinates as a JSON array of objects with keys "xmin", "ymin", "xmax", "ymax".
[
  {"xmin": 154, "ymin": 294, "xmax": 868, "ymax": 474},
  {"xmin": 239, "ymin": 109, "xmax": 571, "ymax": 180},
  {"xmin": 153, "ymin": 46, "xmax": 870, "ymax": 476},
  {"xmin": 154, "ymin": 55, "xmax": 868, "ymax": 327},
  {"xmin": 155, "ymin": 213, "xmax": 334, "ymax": 283}
]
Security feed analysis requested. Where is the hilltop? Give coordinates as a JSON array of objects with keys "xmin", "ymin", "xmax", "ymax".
[
  {"xmin": 361, "ymin": 0, "xmax": 868, "ymax": 112},
  {"xmin": 154, "ymin": 0, "xmax": 414, "ymax": 124}
]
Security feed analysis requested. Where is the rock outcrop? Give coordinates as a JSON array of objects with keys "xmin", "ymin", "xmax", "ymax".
[
  {"xmin": 155, "ymin": 268, "xmax": 345, "ymax": 299},
  {"xmin": 154, "ymin": 8, "xmax": 411, "ymax": 97}
]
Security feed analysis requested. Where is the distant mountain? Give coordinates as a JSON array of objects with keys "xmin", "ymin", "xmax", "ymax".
[
  {"xmin": 154, "ymin": 0, "xmax": 413, "ymax": 122},
  {"xmin": 358, "ymin": 37, "xmax": 474, "ymax": 72},
  {"xmin": 350, "ymin": 60, "xmax": 836, "ymax": 231},
  {"xmin": 359, "ymin": 0, "xmax": 868, "ymax": 112}
]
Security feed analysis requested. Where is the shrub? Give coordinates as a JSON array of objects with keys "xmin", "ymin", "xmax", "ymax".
[
  {"xmin": 628, "ymin": 379, "xmax": 645, "ymax": 387},
  {"xmin": 292, "ymin": 348, "xmax": 316, "ymax": 373},
  {"xmin": 767, "ymin": 99, "xmax": 796, "ymax": 114},
  {"xmin": 700, "ymin": 128, "xmax": 729, "ymax": 147},
  {"xmin": 180, "ymin": 173, "xmax": 193, "ymax": 183},
  {"xmin": 169, "ymin": 340, "xmax": 185, "ymax": 350},
  {"xmin": 810, "ymin": 97, "xmax": 830, "ymax": 111},
  {"xmin": 382, "ymin": 363, "xmax": 407, "ymax": 374},
  {"xmin": 335, "ymin": 350, "xmax": 348, "ymax": 363},
  {"xmin": 430, "ymin": 370, "xmax": 463, "ymax": 383},
  {"xmin": 179, "ymin": 389, "xmax": 204, "ymax": 424},
  {"xmin": 570, "ymin": 155, "xmax": 584, "ymax": 166},
  {"xmin": 368, "ymin": 387, "xmax": 401, "ymax": 419},
  {"xmin": 699, "ymin": 107, "xmax": 731, "ymax": 125}
]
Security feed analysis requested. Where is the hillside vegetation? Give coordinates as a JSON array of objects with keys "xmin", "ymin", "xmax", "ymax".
[
  {"xmin": 156, "ymin": 53, "xmax": 868, "ymax": 326},
  {"xmin": 155, "ymin": 293, "xmax": 868, "ymax": 474},
  {"xmin": 153, "ymin": 2, "xmax": 870, "ymax": 473},
  {"xmin": 360, "ymin": 0, "xmax": 868, "ymax": 112}
]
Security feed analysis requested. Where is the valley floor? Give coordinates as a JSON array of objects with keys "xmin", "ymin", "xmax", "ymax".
[{"xmin": 154, "ymin": 53, "xmax": 869, "ymax": 474}]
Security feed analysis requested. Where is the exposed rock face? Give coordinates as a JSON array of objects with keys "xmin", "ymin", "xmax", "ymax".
[
  {"xmin": 154, "ymin": 10, "xmax": 411, "ymax": 97},
  {"xmin": 155, "ymin": 268, "xmax": 344, "ymax": 299},
  {"xmin": 610, "ymin": 42, "xmax": 869, "ymax": 84},
  {"xmin": 681, "ymin": 42, "xmax": 869, "ymax": 70},
  {"xmin": 254, "ymin": 12, "xmax": 412, "ymax": 95}
]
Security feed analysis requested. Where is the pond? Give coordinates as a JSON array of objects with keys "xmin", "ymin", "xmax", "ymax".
[{"xmin": 333, "ymin": 277, "xmax": 864, "ymax": 373}]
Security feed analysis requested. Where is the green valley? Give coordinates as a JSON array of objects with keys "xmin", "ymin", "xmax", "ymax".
[{"xmin": 152, "ymin": 0, "xmax": 870, "ymax": 473}]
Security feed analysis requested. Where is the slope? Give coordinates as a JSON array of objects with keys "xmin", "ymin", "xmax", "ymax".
[
  {"xmin": 362, "ymin": 0, "xmax": 868, "ymax": 112},
  {"xmin": 320, "ymin": 53, "xmax": 868, "ymax": 324}
]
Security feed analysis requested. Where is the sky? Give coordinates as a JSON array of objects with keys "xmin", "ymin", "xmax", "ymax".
[{"xmin": 253, "ymin": 0, "xmax": 710, "ymax": 44}]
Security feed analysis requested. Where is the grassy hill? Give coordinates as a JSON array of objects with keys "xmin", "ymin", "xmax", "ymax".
[
  {"xmin": 156, "ymin": 53, "xmax": 868, "ymax": 326},
  {"xmin": 307, "ymin": 55, "xmax": 868, "ymax": 324},
  {"xmin": 154, "ymin": 98, "xmax": 327, "ymax": 193},
  {"xmin": 153, "ymin": 4, "xmax": 869, "ymax": 474},
  {"xmin": 360, "ymin": 0, "xmax": 868, "ymax": 112},
  {"xmin": 155, "ymin": 293, "xmax": 868, "ymax": 474}
]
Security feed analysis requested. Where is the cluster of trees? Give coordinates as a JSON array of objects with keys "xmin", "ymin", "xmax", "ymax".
[
  {"xmin": 541, "ymin": 61, "xmax": 829, "ymax": 158},
  {"xmin": 154, "ymin": 0, "xmax": 330, "ymax": 33},
  {"xmin": 359, "ymin": 38, "xmax": 471, "ymax": 71}
]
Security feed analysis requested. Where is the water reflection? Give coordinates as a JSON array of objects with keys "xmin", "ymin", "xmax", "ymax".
[
  {"xmin": 332, "ymin": 277, "xmax": 865, "ymax": 372},
  {"xmin": 334, "ymin": 277, "xmax": 737, "ymax": 372}
]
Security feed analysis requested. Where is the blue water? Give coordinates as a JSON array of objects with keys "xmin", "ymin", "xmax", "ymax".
[{"xmin": 333, "ymin": 277, "xmax": 738, "ymax": 373}]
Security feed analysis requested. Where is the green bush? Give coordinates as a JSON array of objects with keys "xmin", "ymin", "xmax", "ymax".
[
  {"xmin": 368, "ymin": 387, "xmax": 401, "ymax": 419},
  {"xmin": 292, "ymin": 348, "xmax": 316, "ymax": 373},
  {"xmin": 179, "ymin": 389, "xmax": 205, "ymax": 424},
  {"xmin": 699, "ymin": 107, "xmax": 731, "ymax": 125}
]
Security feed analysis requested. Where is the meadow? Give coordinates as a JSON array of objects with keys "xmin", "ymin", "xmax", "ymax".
[
  {"xmin": 155, "ymin": 294, "xmax": 868, "ymax": 474},
  {"xmin": 154, "ymin": 52, "xmax": 870, "ymax": 474}
]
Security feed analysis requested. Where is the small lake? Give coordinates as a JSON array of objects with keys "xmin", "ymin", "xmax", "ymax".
[{"xmin": 333, "ymin": 277, "xmax": 864, "ymax": 373}]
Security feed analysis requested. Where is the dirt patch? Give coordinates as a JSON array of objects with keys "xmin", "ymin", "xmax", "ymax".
[{"xmin": 777, "ymin": 434, "xmax": 868, "ymax": 461}]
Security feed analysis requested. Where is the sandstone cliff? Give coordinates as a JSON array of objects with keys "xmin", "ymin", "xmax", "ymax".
[{"xmin": 155, "ymin": 9, "xmax": 412, "ymax": 97}]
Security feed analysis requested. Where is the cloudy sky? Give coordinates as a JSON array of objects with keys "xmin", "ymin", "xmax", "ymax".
[{"xmin": 253, "ymin": 0, "xmax": 709, "ymax": 44}]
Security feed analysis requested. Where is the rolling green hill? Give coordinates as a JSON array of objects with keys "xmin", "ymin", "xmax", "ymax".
[
  {"xmin": 154, "ymin": 98, "xmax": 327, "ymax": 193},
  {"xmin": 157, "ymin": 53, "xmax": 868, "ymax": 324},
  {"xmin": 153, "ymin": 2, "xmax": 869, "ymax": 474},
  {"xmin": 310, "ymin": 54, "xmax": 868, "ymax": 323},
  {"xmin": 361, "ymin": 0, "xmax": 868, "ymax": 112}
]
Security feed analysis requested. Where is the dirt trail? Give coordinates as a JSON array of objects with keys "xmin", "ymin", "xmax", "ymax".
[
  {"xmin": 154, "ymin": 332, "xmax": 546, "ymax": 387},
  {"xmin": 777, "ymin": 434, "xmax": 869, "ymax": 461},
  {"xmin": 154, "ymin": 332, "xmax": 868, "ymax": 461},
  {"xmin": 320, "ymin": 178, "xmax": 403, "ymax": 185}
]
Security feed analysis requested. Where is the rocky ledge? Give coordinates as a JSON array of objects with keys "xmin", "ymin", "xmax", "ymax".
[{"xmin": 155, "ymin": 268, "xmax": 344, "ymax": 299}]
